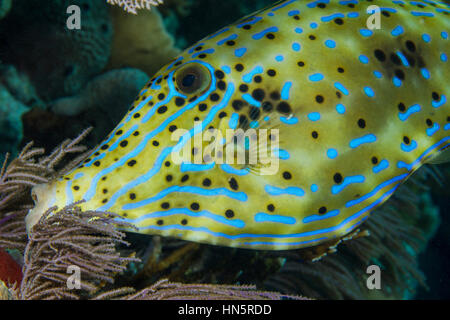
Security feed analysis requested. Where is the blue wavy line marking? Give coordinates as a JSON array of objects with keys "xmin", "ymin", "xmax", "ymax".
[
  {"xmin": 265, "ymin": 185, "xmax": 305, "ymax": 197},
  {"xmin": 345, "ymin": 216, "xmax": 368, "ymax": 233},
  {"xmin": 83, "ymin": 61, "xmax": 226, "ymax": 207},
  {"xmin": 125, "ymin": 95, "xmax": 154, "ymax": 123},
  {"xmin": 228, "ymin": 112, "xmax": 240, "ymax": 129},
  {"xmin": 280, "ymin": 116, "xmax": 298, "ymax": 125},
  {"xmin": 411, "ymin": 11, "xmax": 434, "ymax": 16},
  {"xmin": 236, "ymin": 16, "xmax": 262, "ymax": 28},
  {"xmin": 235, "ymin": 48, "xmax": 247, "ymax": 58},
  {"xmin": 303, "ymin": 209, "xmax": 340, "ymax": 223},
  {"xmin": 309, "ymin": 73, "xmax": 324, "ymax": 82},
  {"xmin": 339, "ymin": 0, "xmax": 358, "ymax": 4},
  {"xmin": 122, "ymin": 186, "xmax": 248, "ymax": 210},
  {"xmin": 120, "ymin": 208, "xmax": 245, "ymax": 229},
  {"xmin": 401, "ymin": 140, "xmax": 418, "ymax": 152},
  {"xmin": 432, "ymin": 95, "xmax": 446, "ymax": 108},
  {"xmin": 83, "ymin": 123, "xmax": 124, "ymax": 168},
  {"xmin": 321, "ymin": 13, "xmax": 345, "ymax": 22},
  {"xmin": 66, "ymin": 179, "xmax": 74, "ymax": 205},
  {"xmin": 273, "ymin": 148, "xmax": 290, "ymax": 160},
  {"xmin": 332, "ymin": 175, "xmax": 365, "ymax": 194},
  {"xmin": 217, "ymin": 34, "xmax": 237, "ymax": 45},
  {"xmin": 206, "ymin": 27, "xmax": 230, "ymax": 40},
  {"xmin": 132, "ymin": 184, "xmax": 401, "ymax": 246},
  {"xmin": 380, "ymin": 7, "xmax": 397, "ymax": 12},
  {"xmin": 373, "ymin": 159, "xmax": 389, "ymax": 173},
  {"xmin": 242, "ymin": 93, "xmax": 262, "ymax": 107},
  {"xmin": 254, "ymin": 212, "xmax": 296, "ymax": 225},
  {"xmin": 345, "ymin": 173, "xmax": 407, "ymax": 208},
  {"xmin": 109, "ymin": 125, "xmax": 139, "ymax": 152},
  {"xmin": 397, "ymin": 136, "xmax": 450, "ymax": 171},
  {"xmin": 165, "ymin": 56, "xmax": 184, "ymax": 69},
  {"xmin": 349, "ymin": 134, "xmax": 377, "ymax": 148},
  {"xmin": 307, "ymin": 0, "xmax": 329, "ymax": 8},
  {"xmin": 359, "ymin": 29, "xmax": 373, "ymax": 37},
  {"xmin": 192, "ymin": 49, "xmax": 215, "ymax": 58},
  {"xmin": 150, "ymin": 76, "xmax": 162, "ymax": 90},
  {"xmin": 252, "ymin": 26, "xmax": 279, "ymax": 40},
  {"xmin": 240, "ymin": 238, "xmax": 328, "ymax": 247},
  {"xmin": 220, "ymin": 164, "xmax": 250, "ymax": 176},
  {"xmin": 398, "ymin": 104, "xmax": 421, "ymax": 121},
  {"xmin": 180, "ymin": 162, "xmax": 215, "ymax": 172},
  {"xmin": 427, "ymin": 123, "xmax": 440, "ymax": 136},
  {"xmin": 396, "ymin": 51, "xmax": 410, "ymax": 67},
  {"xmin": 243, "ymin": 66, "xmax": 264, "ymax": 83},
  {"xmin": 281, "ymin": 81, "xmax": 293, "ymax": 99},
  {"xmin": 97, "ymin": 83, "xmax": 236, "ymax": 211},
  {"xmin": 334, "ymin": 82, "xmax": 349, "ymax": 95}
]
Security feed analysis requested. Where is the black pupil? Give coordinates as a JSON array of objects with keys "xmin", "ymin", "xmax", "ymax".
[{"xmin": 182, "ymin": 74, "xmax": 196, "ymax": 87}]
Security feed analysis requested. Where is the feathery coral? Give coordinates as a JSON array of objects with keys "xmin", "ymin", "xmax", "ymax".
[
  {"xmin": 17, "ymin": 203, "xmax": 138, "ymax": 300},
  {"xmin": 106, "ymin": 0, "xmax": 164, "ymax": 14},
  {"xmin": 0, "ymin": 129, "xmax": 92, "ymax": 251}
]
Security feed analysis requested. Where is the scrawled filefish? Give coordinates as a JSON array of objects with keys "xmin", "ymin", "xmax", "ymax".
[{"xmin": 26, "ymin": 0, "xmax": 449, "ymax": 250}]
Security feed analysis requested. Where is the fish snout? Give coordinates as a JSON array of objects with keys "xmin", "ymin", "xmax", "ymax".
[{"xmin": 25, "ymin": 182, "xmax": 57, "ymax": 234}]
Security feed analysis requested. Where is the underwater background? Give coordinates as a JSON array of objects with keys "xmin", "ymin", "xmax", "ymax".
[{"xmin": 0, "ymin": 0, "xmax": 449, "ymax": 299}]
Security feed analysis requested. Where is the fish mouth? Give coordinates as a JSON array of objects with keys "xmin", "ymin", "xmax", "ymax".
[{"xmin": 25, "ymin": 182, "xmax": 57, "ymax": 234}]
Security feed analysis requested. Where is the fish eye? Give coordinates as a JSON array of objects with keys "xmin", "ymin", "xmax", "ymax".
[{"xmin": 175, "ymin": 64, "xmax": 211, "ymax": 95}]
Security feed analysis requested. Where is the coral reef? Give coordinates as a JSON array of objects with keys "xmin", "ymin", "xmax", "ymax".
[
  {"xmin": 0, "ymin": 84, "xmax": 28, "ymax": 162},
  {"xmin": 0, "ymin": 247, "xmax": 22, "ymax": 286},
  {"xmin": 50, "ymin": 68, "xmax": 149, "ymax": 118},
  {"xmin": 0, "ymin": 0, "xmax": 11, "ymax": 20},
  {"xmin": 0, "ymin": 0, "xmax": 113, "ymax": 100},
  {"xmin": 17, "ymin": 204, "xmax": 137, "ymax": 299},
  {"xmin": 0, "ymin": 129, "xmax": 92, "ymax": 251},
  {"xmin": 107, "ymin": 6, "xmax": 180, "ymax": 77}
]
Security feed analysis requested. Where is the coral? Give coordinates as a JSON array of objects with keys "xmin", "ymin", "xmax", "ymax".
[
  {"xmin": 0, "ymin": 64, "xmax": 45, "ymax": 162},
  {"xmin": 0, "ymin": 247, "xmax": 22, "ymax": 286},
  {"xmin": 0, "ymin": 0, "xmax": 113, "ymax": 100},
  {"xmin": 166, "ymin": 0, "xmax": 275, "ymax": 48},
  {"xmin": 0, "ymin": 280, "xmax": 13, "ymax": 300},
  {"xmin": 50, "ymin": 68, "xmax": 149, "ymax": 117},
  {"xmin": 0, "ymin": 84, "xmax": 28, "ymax": 161},
  {"xmin": 107, "ymin": 6, "xmax": 180, "ymax": 77},
  {"xmin": 17, "ymin": 203, "xmax": 138, "ymax": 300},
  {"xmin": 0, "ymin": 0, "xmax": 11, "ymax": 20},
  {"xmin": 0, "ymin": 64, "xmax": 45, "ymax": 109},
  {"xmin": 106, "ymin": 0, "xmax": 164, "ymax": 14},
  {"xmin": 95, "ymin": 279, "xmax": 299, "ymax": 300},
  {"xmin": 0, "ymin": 129, "xmax": 91, "ymax": 251},
  {"xmin": 4, "ymin": 202, "xmax": 301, "ymax": 300}
]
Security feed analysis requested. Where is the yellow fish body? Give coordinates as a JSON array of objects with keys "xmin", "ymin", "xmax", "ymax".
[{"xmin": 27, "ymin": 0, "xmax": 449, "ymax": 250}]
